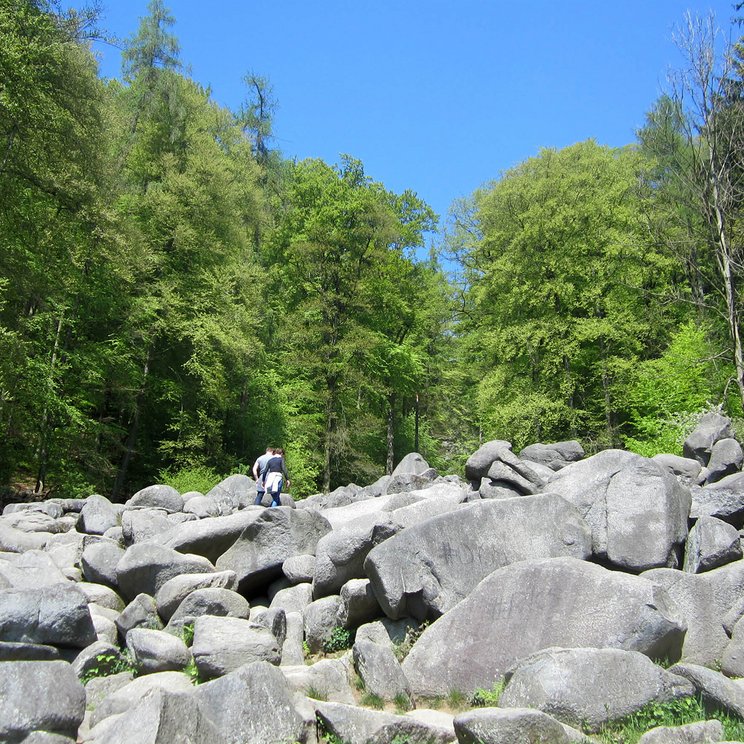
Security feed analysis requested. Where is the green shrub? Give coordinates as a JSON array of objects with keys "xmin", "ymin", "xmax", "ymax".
[
  {"xmin": 158, "ymin": 464, "xmax": 222, "ymax": 495},
  {"xmin": 181, "ymin": 623, "xmax": 195, "ymax": 647},
  {"xmin": 471, "ymin": 678, "xmax": 505, "ymax": 707},
  {"xmin": 393, "ymin": 621, "xmax": 429, "ymax": 662},
  {"xmin": 81, "ymin": 651, "xmax": 136, "ymax": 684},
  {"xmin": 393, "ymin": 692, "xmax": 413, "ymax": 713},
  {"xmin": 360, "ymin": 691, "xmax": 385, "ymax": 709},
  {"xmin": 183, "ymin": 657, "xmax": 201, "ymax": 685},
  {"xmin": 447, "ymin": 688, "xmax": 467, "ymax": 711},
  {"xmin": 322, "ymin": 626, "xmax": 354, "ymax": 654}
]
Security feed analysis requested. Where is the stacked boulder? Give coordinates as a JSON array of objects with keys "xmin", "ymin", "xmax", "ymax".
[{"xmin": 3, "ymin": 417, "xmax": 744, "ymax": 742}]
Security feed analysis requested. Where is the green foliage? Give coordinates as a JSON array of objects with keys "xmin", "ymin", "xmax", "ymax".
[
  {"xmin": 158, "ymin": 466, "xmax": 221, "ymax": 496},
  {"xmin": 393, "ymin": 692, "xmax": 413, "ymax": 713},
  {"xmin": 360, "ymin": 691, "xmax": 385, "ymax": 710},
  {"xmin": 471, "ymin": 679, "xmax": 506, "ymax": 707},
  {"xmin": 446, "ymin": 688, "xmax": 468, "ymax": 711},
  {"xmin": 393, "ymin": 621, "xmax": 428, "ymax": 662},
  {"xmin": 180, "ymin": 623, "xmax": 195, "ymax": 647},
  {"xmin": 305, "ymin": 685, "xmax": 328, "ymax": 701},
  {"xmin": 322, "ymin": 626, "xmax": 354, "ymax": 654},
  {"xmin": 81, "ymin": 651, "xmax": 136, "ymax": 684},
  {"xmin": 183, "ymin": 657, "xmax": 201, "ymax": 685},
  {"xmin": 595, "ymin": 696, "xmax": 744, "ymax": 743}
]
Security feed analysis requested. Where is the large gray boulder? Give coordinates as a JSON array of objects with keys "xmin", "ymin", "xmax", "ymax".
[
  {"xmin": 193, "ymin": 660, "xmax": 307, "ymax": 744},
  {"xmin": 314, "ymin": 700, "xmax": 458, "ymax": 744},
  {"xmin": 154, "ymin": 570, "xmax": 238, "ymax": 621},
  {"xmin": 120, "ymin": 508, "xmax": 173, "ymax": 545},
  {"xmin": 706, "ymin": 438, "xmax": 744, "ymax": 483},
  {"xmin": 721, "ymin": 614, "xmax": 744, "ymax": 677},
  {"xmin": 215, "ymin": 507, "xmax": 331, "ymax": 594},
  {"xmin": 337, "ymin": 578, "xmax": 381, "ymax": 628},
  {"xmin": 683, "ymin": 516, "xmax": 742, "ymax": 573},
  {"xmin": 519, "ymin": 441, "xmax": 585, "ymax": 471},
  {"xmin": 81, "ymin": 539, "xmax": 125, "ymax": 588},
  {"xmin": 0, "ymin": 583, "xmax": 97, "ymax": 647},
  {"xmin": 165, "ymin": 587, "xmax": 250, "ymax": 635},
  {"xmin": 638, "ymin": 720, "xmax": 725, "ymax": 744},
  {"xmin": 191, "ymin": 615, "xmax": 280, "ymax": 679},
  {"xmin": 499, "ymin": 647, "xmax": 694, "ymax": 732},
  {"xmin": 0, "ymin": 660, "xmax": 85, "ymax": 741},
  {"xmin": 126, "ymin": 484, "xmax": 183, "ymax": 514},
  {"xmin": 115, "ymin": 543, "xmax": 215, "ymax": 601},
  {"xmin": 546, "ymin": 449, "xmax": 691, "ymax": 571},
  {"xmin": 312, "ymin": 513, "xmax": 398, "ymax": 598},
  {"xmin": 159, "ymin": 509, "xmax": 262, "ymax": 564},
  {"xmin": 401, "ymin": 557, "xmax": 686, "ymax": 696},
  {"xmin": 669, "ymin": 663, "xmax": 744, "ymax": 718},
  {"xmin": 268, "ymin": 582, "xmax": 313, "ymax": 615},
  {"xmin": 116, "ymin": 593, "xmax": 163, "ymax": 638},
  {"xmin": 690, "ymin": 473, "xmax": 744, "ymax": 526},
  {"xmin": 304, "ymin": 595, "xmax": 343, "ymax": 653},
  {"xmin": 643, "ymin": 560, "xmax": 744, "ymax": 666},
  {"xmin": 282, "ymin": 554, "xmax": 316, "ymax": 584},
  {"xmin": 652, "ymin": 454, "xmax": 703, "ymax": 483},
  {"xmin": 83, "ymin": 687, "xmax": 224, "ymax": 744},
  {"xmin": 353, "ymin": 638, "xmax": 412, "ymax": 705},
  {"xmin": 453, "ymin": 707, "xmax": 583, "ymax": 744},
  {"xmin": 391, "ymin": 452, "xmax": 430, "ymax": 477},
  {"xmin": 205, "ymin": 474, "xmax": 255, "ymax": 515},
  {"xmin": 78, "ymin": 494, "xmax": 119, "ymax": 536},
  {"xmin": 466, "ymin": 439, "xmax": 545, "ymax": 496},
  {"xmin": 126, "ymin": 628, "xmax": 191, "ymax": 675},
  {"xmin": 683, "ymin": 412, "xmax": 735, "ymax": 466},
  {"xmin": 0, "ymin": 521, "xmax": 50, "ymax": 553},
  {"xmin": 280, "ymin": 657, "xmax": 356, "ymax": 704},
  {"xmin": 0, "ymin": 549, "xmax": 70, "ymax": 589},
  {"xmin": 365, "ymin": 494, "xmax": 591, "ymax": 620}
]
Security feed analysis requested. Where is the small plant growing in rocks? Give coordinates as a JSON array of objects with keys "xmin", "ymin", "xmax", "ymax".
[
  {"xmin": 470, "ymin": 678, "xmax": 505, "ymax": 707},
  {"xmin": 360, "ymin": 691, "xmax": 385, "ymax": 710},
  {"xmin": 393, "ymin": 692, "xmax": 412, "ymax": 713},
  {"xmin": 81, "ymin": 651, "xmax": 136, "ymax": 684},
  {"xmin": 322, "ymin": 626, "xmax": 354, "ymax": 654}
]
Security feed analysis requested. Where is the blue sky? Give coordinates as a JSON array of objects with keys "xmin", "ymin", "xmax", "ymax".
[{"xmin": 85, "ymin": 1, "xmax": 739, "ymax": 226}]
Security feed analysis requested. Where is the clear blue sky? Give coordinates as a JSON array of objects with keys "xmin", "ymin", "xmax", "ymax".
[{"xmin": 83, "ymin": 1, "xmax": 739, "ymax": 225}]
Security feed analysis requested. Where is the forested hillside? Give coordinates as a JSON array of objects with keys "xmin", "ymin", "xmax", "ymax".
[{"xmin": 1, "ymin": 0, "xmax": 743, "ymax": 501}]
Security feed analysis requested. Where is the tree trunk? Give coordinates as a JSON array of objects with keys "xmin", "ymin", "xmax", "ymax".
[
  {"xmin": 386, "ymin": 394, "xmax": 395, "ymax": 475},
  {"xmin": 321, "ymin": 379, "xmax": 337, "ymax": 494},
  {"xmin": 111, "ymin": 347, "xmax": 151, "ymax": 502},
  {"xmin": 34, "ymin": 311, "xmax": 65, "ymax": 494}
]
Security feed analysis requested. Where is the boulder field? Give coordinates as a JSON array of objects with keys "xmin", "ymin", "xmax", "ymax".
[{"xmin": 2, "ymin": 413, "xmax": 744, "ymax": 742}]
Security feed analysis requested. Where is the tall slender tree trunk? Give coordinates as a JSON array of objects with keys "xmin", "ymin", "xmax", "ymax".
[
  {"xmin": 111, "ymin": 347, "xmax": 151, "ymax": 502},
  {"xmin": 322, "ymin": 378, "xmax": 337, "ymax": 493},
  {"xmin": 386, "ymin": 393, "xmax": 395, "ymax": 475},
  {"xmin": 35, "ymin": 311, "xmax": 65, "ymax": 494}
]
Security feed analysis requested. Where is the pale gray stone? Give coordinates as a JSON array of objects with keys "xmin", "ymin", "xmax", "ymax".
[
  {"xmin": 126, "ymin": 628, "xmax": 191, "ymax": 674},
  {"xmin": 0, "ymin": 549, "xmax": 69, "ymax": 588},
  {"xmin": 154, "ymin": 570, "xmax": 237, "ymax": 621},
  {"xmin": 519, "ymin": 441, "xmax": 585, "ymax": 471},
  {"xmin": 684, "ymin": 413, "xmax": 735, "ymax": 466},
  {"xmin": 83, "ymin": 671, "xmax": 134, "ymax": 714},
  {"xmin": 546, "ymin": 449, "xmax": 691, "ymax": 571},
  {"xmin": 81, "ymin": 539, "xmax": 125, "ymax": 588},
  {"xmin": 216, "ymin": 507, "xmax": 331, "ymax": 594},
  {"xmin": 353, "ymin": 638, "xmax": 412, "ymax": 704},
  {"xmin": 383, "ymin": 471, "xmax": 439, "ymax": 496},
  {"xmin": 653, "ymin": 454, "xmax": 703, "ymax": 483},
  {"xmin": 304, "ymin": 595, "xmax": 343, "ymax": 653},
  {"xmin": 77, "ymin": 582, "xmax": 125, "ymax": 612},
  {"xmin": 683, "ymin": 516, "xmax": 742, "ymax": 573},
  {"xmin": 121, "ymin": 508, "xmax": 173, "ymax": 545},
  {"xmin": 83, "ymin": 687, "xmax": 225, "ymax": 744},
  {"xmin": 78, "ymin": 495, "xmax": 119, "ymax": 536},
  {"xmin": 296, "ymin": 484, "xmax": 367, "ymax": 512},
  {"xmin": 453, "ymin": 707, "xmax": 577, "ymax": 744},
  {"xmin": 500, "ymin": 647, "xmax": 695, "ymax": 732},
  {"xmin": 0, "ymin": 660, "xmax": 85, "ymax": 741},
  {"xmin": 314, "ymin": 700, "xmax": 454, "ymax": 744},
  {"xmin": 182, "ymin": 495, "xmax": 221, "ymax": 518},
  {"xmin": 312, "ymin": 512, "xmax": 398, "ymax": 598},
  {"xmin": 691, "ymin": 474, "xmax": 744, "ymax": 525},
  {"xmin": 115, "ymin": 543, "xmax": 215, "ymax": 601},
  {"xmin": 251, "ymin": 606, "xmax": 287, "ymax": 647},
  {"xmin": 193, "ymin": 660, "xmax": 306, "ymax": 744},
  {"xmin": 92, "ymin": 613, "xmax": 118, "ymax": 645},
  {"xmin": 669, "ymin": 663, "xmax": 744, "ymax": 718},
  {"xmin": 89, "ymin": 671, "xmax": 194, "ymax": 727},
  {"xmin": 643, "ymin": 560, "xmax": 744, "ymax": 666},
  {"xmin": 706, "ymin": 438, "xmax": 744, "ymax": 483},
  {"xmin": 365, "ymin": 494, "xmax": 591, "ymax": 620},
  {"xmin": 19, "ymin": 732, "xmax": 76, "ymax": 743},
  {"xmin": 44, "ymin": 530, "xmax": 86, "ymax": 574},
  {"xmin": 319, "ymin": 494, "xmax": 399, "ymax": 531},
  {"xmin": 721, "ymin": 614, "xmax": 744, "ymax": 677},
  {"xmin": 205, "ymin": 474, "xmax": 256, "ymax": 514},
  {"xmin": 160, "ymin": 509, "xmax": 262, "ymax": 564},
  {"xmin": 402, "ymin": 557, "xmax": 685, "ymax": 697},
  {"xmin": 116, "ymin": 593, "xmax": 163, "ymax": 639},
  {"xmin": 126, "ymin": 484, "xmax": 183, "ymax": 514},
  {"xmin": 0, "ymin": 521, "xmax": 50, "ymax": 552},
  {"xmin": 281, "ymin": 657, "xmax": 356, "ymax": 703},
  {"xmin": 282, "ymin": 553, "xmax": 316, "ymax": 584},
  {"xmin": 388, "ymin": 493, "xmax": 466, "ymax": 531},
  {"xmin": 638, "ymin": 719, "xmax": 725, "ymax": 744},
  {"xmin": 391, "ymin": 452, "xmax": 430, "ymax": 477},
  {"xmin": 0, "ymin": 640, "xmax": 60, "ymax": 660},
  {"xmin": 280, "ymin": 611, "xmax": 305, "ymax": 666},
  {"xmin": 2, "ymin": 511, "xmax": 69, "ymax": 534},
  {"xmin": 269, "ymin": 581, "xmax": 313, "ymax": 615},
  {"xmin": 0, "ymin": 583, "xmax": 97, "ymax": 647},
  {"xmin": 337, "ymin": 578, "xmax": 381, "ymax": 628},
  {"xmin": 191, "ymin": 615, "xmax": 280, "ymax": 679},
  {"xmin": 165, "ymin": 587, "xmax": 250, "ymax": 635}
]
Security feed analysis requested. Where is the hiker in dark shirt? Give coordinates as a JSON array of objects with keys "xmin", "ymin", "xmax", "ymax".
[
  {"xmin": 252, "ymin": 446, "xmax": 274, "ymax": 506},
  {"xmin": 263, "ymin": 447, "xmax": 290, "ymax": 507}
]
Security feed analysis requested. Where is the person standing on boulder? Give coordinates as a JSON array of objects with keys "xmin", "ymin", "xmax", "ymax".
[
  {"xmin": 252, "ymin": 446, "xmax": 274, "ymax": 506},
  {"xmin": 263, "ymin": 447, "xmax": 290, "ymax": 507}
]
